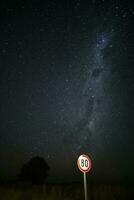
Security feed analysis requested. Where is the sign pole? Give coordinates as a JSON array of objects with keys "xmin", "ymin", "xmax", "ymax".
[
  {"xmin": 83, "ymin": 172, "xmax": 88, "ymax": 200},
  {"xmin": 77, "ymin": 154, "xmax": 92, "ymax": 200}
]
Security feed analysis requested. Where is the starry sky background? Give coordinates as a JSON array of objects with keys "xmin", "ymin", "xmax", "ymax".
[{"xmin": 0, "ymin": 0, "xmax": 134, "ymax": 183}]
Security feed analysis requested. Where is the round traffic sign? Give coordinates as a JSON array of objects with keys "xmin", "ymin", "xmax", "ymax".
[{"xmin": 77, "ymin": 154, "xmax": 92, "ymax": 173}]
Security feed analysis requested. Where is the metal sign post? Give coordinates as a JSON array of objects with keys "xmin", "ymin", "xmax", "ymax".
[
  {"xmin": 77, "ymin": 154, "xmax": 92, "ymax": 200},
  {"xmin": 83, "ymin": 172, "xmax": 88, "ymax": 200}
]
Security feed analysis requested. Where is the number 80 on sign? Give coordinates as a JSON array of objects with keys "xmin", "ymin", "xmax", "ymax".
[{"xmin": 77, "ymin": 154, "xmax": 92, "ymax": 173}]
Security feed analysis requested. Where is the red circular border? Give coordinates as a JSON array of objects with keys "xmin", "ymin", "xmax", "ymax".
[{"xmin": 77, "ymin": 154, "xmax": 92, "ymax": 173}]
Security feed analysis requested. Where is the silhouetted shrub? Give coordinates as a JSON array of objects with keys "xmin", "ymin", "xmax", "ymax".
[{"xmin": 18, "ymin": 156, "xmax": 50, "ymax": 185}]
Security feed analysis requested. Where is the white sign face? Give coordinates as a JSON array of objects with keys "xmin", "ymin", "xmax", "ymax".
[{"xmin": 77, "ymin": 154, "xmax": 92, "ymax": 173}]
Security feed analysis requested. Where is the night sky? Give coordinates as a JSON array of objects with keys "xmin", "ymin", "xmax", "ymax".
[{"xmin": 0, "ymin": 0, "xmax": 134, "ymax": 183}]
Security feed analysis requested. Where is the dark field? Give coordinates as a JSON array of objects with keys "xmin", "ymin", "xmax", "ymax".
[{"xmin": 0, "ymin": 183, "xmax": 133, "ymax": 200}]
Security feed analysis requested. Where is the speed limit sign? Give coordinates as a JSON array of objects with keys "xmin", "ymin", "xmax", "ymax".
[
  {"xmin": 77, "ymin": 154, "xmax": 92, "ymax": 173},
  {"xmin": 77, "ymin": 154, "xmax": 92, "ymax": 200}
]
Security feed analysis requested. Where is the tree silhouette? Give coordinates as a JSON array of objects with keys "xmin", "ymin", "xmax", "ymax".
[{"xmin": 18, "ymin": 156, "xmax": 50, "ymax": 184}]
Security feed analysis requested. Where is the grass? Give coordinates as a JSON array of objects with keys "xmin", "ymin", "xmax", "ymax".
[{"xmin": 0, "ymin": 183, "xmax": 133, "ymax": 200}]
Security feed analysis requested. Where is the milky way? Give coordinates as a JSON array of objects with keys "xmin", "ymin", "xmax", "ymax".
[{"xmin": 68, "ymin": 30, "xmax": 114, "ymax": 156}]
